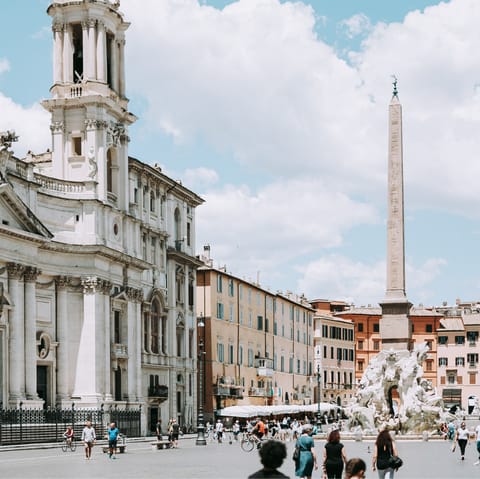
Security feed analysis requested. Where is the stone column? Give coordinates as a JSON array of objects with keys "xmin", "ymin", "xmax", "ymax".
[
  {"xmin": 81, "ymin": 21, "xmax": 88, "ymax": 81},
  {"xmin": 63, "ymin": 24, "xmax": 72, "ymax": 83},
  {"xmin": 53, "ymin": 23, "xmax": 63, "ymax": 84},
  {"xmin": 24, "ymin": 267, "xmax": 40, "ymax": 399},
  {"xmin": 118, "ymin": 38, "xmax": 126, "ymax": 97},
  {"xmin": 7, "ymin": 263, "xmax": 25, "ymax": 404},
  {"xmin": 72, "ymin": 277, "xmax": 103, "ymax": 402},
  {"xmin": 87, "ymin": 18, "xmax": 96, "ymax": 80},
  {"xmin": 101, "ymin": 280, "xmax": 112, "ymax": 402},
  {"xmin": 111, "ymin": 38, "xmax": 119, "ymax": 92},
  {"xmin": 55, "ymin": 276, "xmax": 70, "ymax": 400},
  {"xmin": 126, "ymin": 287, "xmax": 142, "ymax": 401},
  {"xmin": 96, "ymin": 21, "xmax": 106, "ymax": 83}
]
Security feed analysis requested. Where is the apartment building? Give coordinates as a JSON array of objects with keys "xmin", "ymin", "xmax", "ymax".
[
  {"xmin": 310, "ymin": 300, "xmax": 355, "ymax": 407},
  {"xmin": 434, "ymin": 301, "xmax": 480, "ymax": 408},
  {"xmin": 196, "ymin": 260, "xmax": 314, "ymax": 421}
]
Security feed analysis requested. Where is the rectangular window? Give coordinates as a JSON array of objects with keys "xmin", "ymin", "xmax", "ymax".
[
  {"xmin": 217, "ymin": 343, "xmax": 224, "ymax": 362},
  {"xmin": 467, "ymin": 353, "xmax": 479, "ymax": 365},
  {"xmin": 373, "ymin": 323, "xmax": 379, "ymax": 333},
  {"xmin": 358, "ymin": 361, "xmax": 364, "ymax": 372},
  {"xmin": 439, "ymin": 357, "xmax": 448, "ymax": 366},
  {"xmin": 228, "ymin": 279, "xmax": 234, "ymax": 297},
  {"xmin": 280, "ymin": 356, "xmax": 285, "ymax": 372},
  {"xmin": 425, "ymin": 360, "xmax": 433, "ymax": 371},
  {"xmin": 358, "ymin": 340, "xmax": 364, "ymax": 350},
  {"xmin": 186, "ymin": 222, "xmax": 191, "ymax": 246},
  {"xmin": 467, "ymin": 331, "xmax": 479, "ymax": 344},
  {"xmin": 330, "ymin": 347, "xmax": 334, "ymax": 359},
  {"xmin": 456, "ymin": 357, "xmax": 465, "ymax": 366},
  {"xmin": 470, "ymin": 373, "xmax": 476, "ymax": 385},
  {"xmin": 323, "ymin": 345, "xmax": 327, "ymax": 358},
  {"xmin": 373, "ymin": 340, "xmax": 380, "ymax": 351},
  {"xmin": 73, "ymin": 136, "xmax": 82, "ymax": 156},
  {"xmin": 216, "ymin": 302, "xmax": 224, "ymax": 319},
  {"xmin": 248, "ymin": 348, "xmax": 254, "ymax": 367},
  {"xmin": 228, "ymin": 344, "xmax": 234, "ymax": 364},
  {"xmin": 257, "ymin": 316, "xmax": 263, "ymax": 331},
  {"xmin": 438, "ymin": 336, "xmax": 448, "ymax": 345},
  {"xmin": 455, "ymin": 336, "xmax": 465, "ymax": 345},
  {"xmin": 217, "ymin": 275, "xmax": 223, "ymax": 293},
  {"xmin": 426, "ymin": 324, "xmax": 433, "ymax": 333},
  {"xmin": 358, "ymin": 323, "xmax": 364, "ymax": 332},
  {"xmin": 322, "ymin": 325, "xmax": 328, "ymax": 338},
  {"xmin": 229, "ymin": 304, "xmax": 234, "ymax": 323}
]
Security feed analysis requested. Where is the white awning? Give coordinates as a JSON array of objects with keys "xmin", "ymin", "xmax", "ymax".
[{"xmin": 217, "ymin": 403, "xmax": 340, "ymax": 418}]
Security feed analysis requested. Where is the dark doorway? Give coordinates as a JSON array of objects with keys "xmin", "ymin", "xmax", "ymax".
[
  {"xmin": 114, "ymin": 368, "xmax": 122, "ymax": 401},
  {"xmin": 150, "ymin": 407, "xmax": 159, "ymax": 434},
  {"xmin": 37, "ymin": 366, "xmax": 48, "ymax": 405}
]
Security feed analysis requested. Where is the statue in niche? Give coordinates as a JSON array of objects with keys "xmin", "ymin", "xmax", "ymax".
[{"xmin": 88, "ymin": 146, "xmax": 97, "ymax": 179}]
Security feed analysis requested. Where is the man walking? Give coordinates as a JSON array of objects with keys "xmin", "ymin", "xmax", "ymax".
[
  {"xmin": 81, "ymin": 421, "xmax": 96, "ymax": 460},
  {"xmin": 107, "ymin": 422, "xmax": 120, "ymax": 459}
]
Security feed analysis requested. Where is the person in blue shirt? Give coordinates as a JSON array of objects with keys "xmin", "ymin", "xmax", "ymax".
[{"xmin": 107, "ymin": 422, "xmax": 120, "ymax": 459}]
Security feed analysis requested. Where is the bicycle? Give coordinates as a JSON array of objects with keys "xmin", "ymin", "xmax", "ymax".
[
  {"xmin": 61, "ymin": 437, "xmax": 76, "ymax": 452},
  {"xmin": 240, "ymin": 432, "xmax": 263, "ymax": 452}
]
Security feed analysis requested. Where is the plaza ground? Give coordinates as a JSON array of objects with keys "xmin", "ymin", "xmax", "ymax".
[{"xmin": 1, "ymin": 434, "xmax": 479, "ymax": 479}]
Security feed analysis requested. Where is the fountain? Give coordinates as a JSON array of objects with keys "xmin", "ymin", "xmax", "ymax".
[{"xmin": 346, "ymin": 343, "xmax": 449, "ymax": 434}]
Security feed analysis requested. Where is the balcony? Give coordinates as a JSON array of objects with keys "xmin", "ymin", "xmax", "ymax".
[
  {"xmin": 255, "ymin": 358, "xmax": 274, "ymax": 378},
  {"xmin": 111, "ymin": 343, "xmax": 128, "ymax": 359},
  {"xmin": 148, "ymin": 385, "xmax": 168, "ymax": 399},
  {"xmin": 248, "ymin": 387, "xmax": 273, "ymax": 397},
  {"xmin": 213, "ymin": 385, "xmax": 244, "ymax": 398}
]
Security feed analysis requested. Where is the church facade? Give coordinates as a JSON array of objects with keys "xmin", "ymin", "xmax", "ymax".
[{"xmin": 0, "ymin": 0, "xmax": 203, "ymax": 434}]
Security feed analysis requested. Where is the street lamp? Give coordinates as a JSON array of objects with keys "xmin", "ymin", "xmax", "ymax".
[
  {"xmin": 316, "ymin": 364, "xmax": 322, "ymax": 432},
  {"xmin": 196, "ymin": 315, "xmax": 207, "ymax": 446}
]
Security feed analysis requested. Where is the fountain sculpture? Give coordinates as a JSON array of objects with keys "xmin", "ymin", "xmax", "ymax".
[{"xmin": 346, "ymin": 343, "xmax": 448, "ymax": 434}]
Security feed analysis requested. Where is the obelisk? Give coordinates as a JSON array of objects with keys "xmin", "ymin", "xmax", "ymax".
[{"xmin": 379, "ymin": 77, "xmax": 412, "ymax": 350}]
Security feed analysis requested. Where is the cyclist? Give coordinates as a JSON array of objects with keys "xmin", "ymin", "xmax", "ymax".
[
  {"xmin": 252, "ymin": 418, "xmax": 266, "ymax": 442},
  {"xmin": 63, "ymin": 426, "xmax": 74, "ymax": 446}
]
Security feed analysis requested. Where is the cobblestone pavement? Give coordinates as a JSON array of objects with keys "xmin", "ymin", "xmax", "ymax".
[{"xmin": 0, "ymin": 435, "xmax": 479, "ymax": 479}]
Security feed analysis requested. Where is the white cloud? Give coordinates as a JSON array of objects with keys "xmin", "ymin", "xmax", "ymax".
[
  {"xmin": 0, "ymin": 58, "xmax": 10, "ymax": 75},
  {"xmin": 0, "ymin": 93, "xmax": 50, "ymax": 157},
  {"xmin": 340, "ymin": 13, "xmax": 372, "ymax": 39}
]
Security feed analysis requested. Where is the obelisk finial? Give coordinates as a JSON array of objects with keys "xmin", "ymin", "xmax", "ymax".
[{"xmin": 391, "ymin": 75, "xmax": 398, "ymax": 98}]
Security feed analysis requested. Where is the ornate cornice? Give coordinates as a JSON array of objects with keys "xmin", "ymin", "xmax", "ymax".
[
  {"xmin": 55, "ymin": 275, "xmax": 71, "ymax": 290},
  {"xmin": 125, "ymin": 286, "xmax": 143, "ymax": 303},
  {"xmin": 52, "ymin": 23, "xmax": 63, "ymax": 33}
]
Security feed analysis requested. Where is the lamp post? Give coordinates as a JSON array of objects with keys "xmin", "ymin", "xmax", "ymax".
[
  {"xmin": 196, "ymin": 316, "xmax": 207, "ymax": 446},
  {"xmin": 316, "ymin": 364, "xmax": 322, "ymax": 432}
]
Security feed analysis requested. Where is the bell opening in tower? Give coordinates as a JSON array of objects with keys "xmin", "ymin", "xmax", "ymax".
[{"xmin": 72, "ymin": 24, "xmax": 84, "ymax": 83}]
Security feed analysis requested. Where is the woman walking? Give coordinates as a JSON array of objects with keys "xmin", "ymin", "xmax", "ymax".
[
  {"xmin": 322, "ymin": 429, "xmax": 347, "ymax": 479},
  {"xmin": 295, "ymin": 424, "xmax": 318, "ymax": 479},
  {"xmin": 372, "ymin": 429, "xmax": 398, "ymax": 479},
  {"xmin": 453, "ymin": 421, "xmax": 470, "ymax": 460}
]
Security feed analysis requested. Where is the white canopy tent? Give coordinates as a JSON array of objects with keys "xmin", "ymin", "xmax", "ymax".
[{"xmin": 217, "ymin": 403, "xmax": 340, "ymax": 418}]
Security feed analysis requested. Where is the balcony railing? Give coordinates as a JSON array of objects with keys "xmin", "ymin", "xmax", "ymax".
[
  {"xmin": 213, "ymin": 385, "xmax": 244, "ymax": 398},
  {"xmin": 248, "ymin": 387, "xmax": 273, "ymax": 397},
  {"xmin": 111, "ymin": 343, "xmax": 128, "ymax": 359},
  {"xmin": 255, "ymin": 358, "xmax": 274, "ymax": 378},
  {"xmin": 148, "ymin": 385, "xmax": 169, "ymax": 399}
]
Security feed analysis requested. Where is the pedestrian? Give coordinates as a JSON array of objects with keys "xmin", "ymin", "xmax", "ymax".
[
  {"xmin": 322, "ymin": 429, "xmax": 347, "ymax": 479},
  {"xmin": 474, "ymin": 420, "xmax": 480, "ymax": 465},
  {"xmin": 81, "ymin": 420, "xmax": 96, "ymax": 460},
  {"xmin": 215, "ymin": 418, "xmax": 224, "ymax": 443},
  {"xmin": 107, "ymin": 422, "xmax": 120, "ymax": 459},
  {"xmin": 294, "ymin": 424, "xmax": 318, "ymax": 479},
  {"xmin": 447, "ymin": 420, "xmax": 455, "ymax": 440},
  {"xmin": 169, "ymin": 418, "xmax": 180, "ymax": 448},
  {"xmin": 345, "ymin": 458, "xmax": 367, "ymax": 479},
  {"xmin": 372, "ymin": 429, "xmax": 398, "ymax": 479},
  {"xmin": 248, "ymin": 439, "xmax": 289, "ymax": 478},
  {"xmin": 155, "ymin": 418, "xmax": 162, "ymax": 441},
  {"xmin": 232, "ymin": 419, "xmax": 241, "ymax": 441},
  {"xmin": 453, "ymin": 421, "xmax": 470, "ymax": 461}
]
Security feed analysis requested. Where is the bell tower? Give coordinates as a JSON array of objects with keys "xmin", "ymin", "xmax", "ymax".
[{"xmin": 42, "ymin": 0, "xmax": 136, "ymax": 211}]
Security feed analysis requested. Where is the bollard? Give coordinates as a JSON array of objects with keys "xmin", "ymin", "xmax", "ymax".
[
  {"xmin": 354, "ymin": 431, "xmax": 363, "ymax": 442},
  {"xmin": 422, "ymin": 430, "xmax": 429, "ymax": 441}
]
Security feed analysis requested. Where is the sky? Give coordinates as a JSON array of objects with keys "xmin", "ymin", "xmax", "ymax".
[{"xmin": 1, "ymin": 0, "xmax": 480, "ymax": 309}]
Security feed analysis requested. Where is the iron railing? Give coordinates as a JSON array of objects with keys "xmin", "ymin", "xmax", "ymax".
[{"xmin": 0, "ymin": 403, "xmax": 141, "ymax": 446}]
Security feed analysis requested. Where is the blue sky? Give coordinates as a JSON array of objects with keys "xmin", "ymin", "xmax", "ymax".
[{"xmin": 1, "ymin": 0, "xmax": 480, "ymax": 308}]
